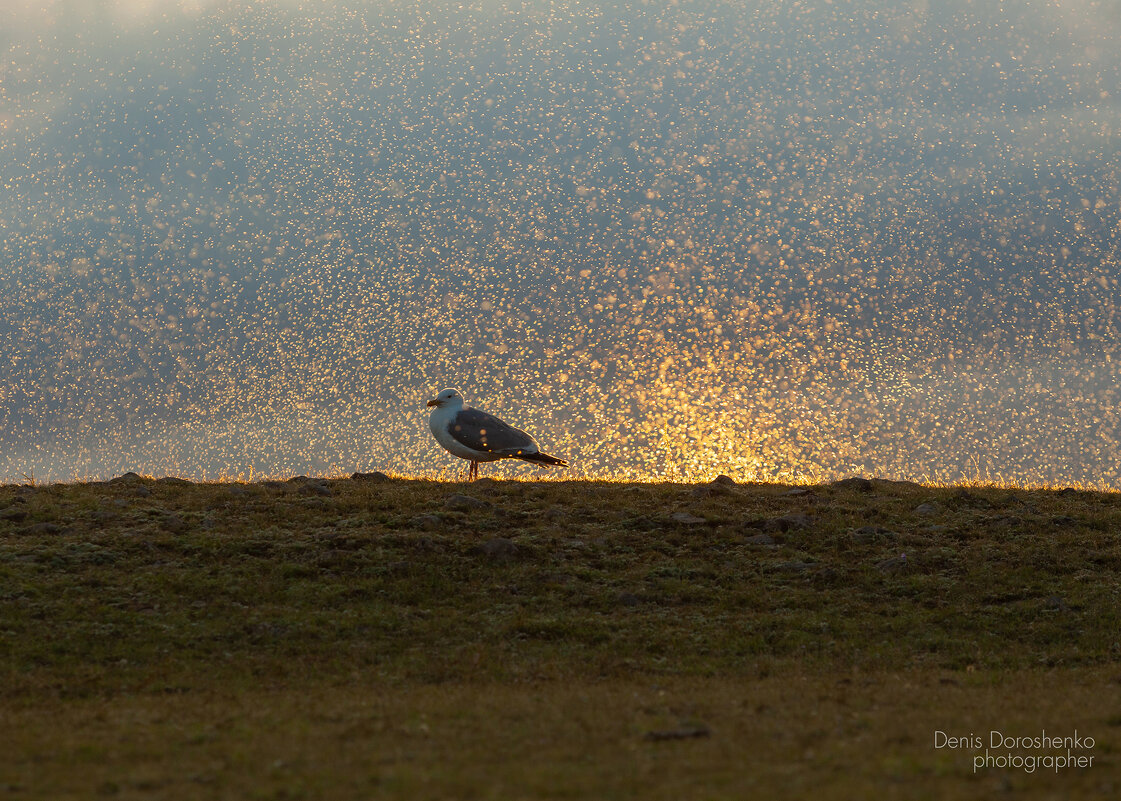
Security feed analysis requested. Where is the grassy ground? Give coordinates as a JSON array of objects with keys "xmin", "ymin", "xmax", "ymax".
[{"xmin": 1, "ymin": 474, "xmax": 1119, "ymax": 799}]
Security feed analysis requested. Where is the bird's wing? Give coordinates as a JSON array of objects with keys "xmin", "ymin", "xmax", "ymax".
[{"xmin": 447, "ymin": 408, "xmax": 540, "ymax": 456}]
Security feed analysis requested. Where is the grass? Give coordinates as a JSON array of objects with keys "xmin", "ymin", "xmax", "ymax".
[{"xmin": 1, "ymin": 474, "xmax": 1119, "ymax": 798}]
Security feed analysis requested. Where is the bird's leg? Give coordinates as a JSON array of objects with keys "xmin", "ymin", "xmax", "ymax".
[{"xmin": 469, "ymin": 460, "xmax": 478, "ymax": 481}]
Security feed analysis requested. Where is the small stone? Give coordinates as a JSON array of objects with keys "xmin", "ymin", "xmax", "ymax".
[
  {"xmin": 543, "ymin": 506, "xmax": 568, "ymax": 522},
  {"xmin": 772, "ymin": 560, "xmax": 813, "ymax": 573},
  {"xmin": 832, "ymin": 476, "xmax": 874, "ymax": 492},
  {"xmin": 644, "ymin": 724, "xmax": 711, "ymax": 741},
  {"xmin": 475, "ymin": 537, "xmax": 520, "ymax": 562},
  {"xmin": 764, "ymin": 513, "xmax": 813, "ymax": 532},
  {"xmin": 814, "ymin": 566, "xmax": 841, "ymax": 584},
  {"xmin": 351, "ymin": 471, "xmax": 390, "ymax": 483},
  {"xmin": 693, "ymin": 476, "xmax": 736, "ymax": 496},
  {"xmin": 783, "ymin": 487, "xmax": 814, "ymax": 497},
  {"xmin": 1050, "ymin": 515, "xmax": 1078, "ymax": 527},
  {"xmin": 90, "ymin": 508, "xmax": 118, "ymax": 524},
  {"xmin": 162, "ymin": 514, "xmax": 189, "ymax": 534},
  {"xmin": 410, "ymin": 514, "xmax": 443, "ymax": 529},
  {"xmin": 134, "ymin": 485, "xmax": 151, "ymax": 497},
  {"xmin": 227, "ymin": 486, "xmax": 250, "ymax": 497},
  {"xmin": 156, "ymin": 476, "xmax": 192, "ymax": 485},
  {"xmin": 617, "ymin": 592, "xmax": 641, "ymax": 607},
  {"xmin": 850, "ymin": 526, "xmax": 897, "ymax": 544},
  {"xmin": 109, "ymin": 472, "xmax": 143, "ymax": 484},
  {"xmin": 912, "ymin": 502, "xmax": 940, "ymax": 517},
  {"xmin": 444, "ymin": 494, "xmax": 491, "ymax": 511},
  {"xmin": 20, "ymin": 522, "xmax": 63, "ymax": 536},
  {"xmin": 1043, "ymin": 596, "xmax": 1069, "ymax": 612},
  {"xmin": 0, "ymin": 508, "xmax": 28, "ymax": 523},
  {"xmin": 745, "ymin": 533, "xmax": 777, "ymax": 546},
  {"xmin": 876, "ymin": 554, "xmax": 911, "ymax": 574},
  {"xmin": 298, "ymin": 481, "xmax": 332, "ymax": 497},
  {"xmin": 671, "ymin": 511, "xmax": 706, "ymax": 525}
]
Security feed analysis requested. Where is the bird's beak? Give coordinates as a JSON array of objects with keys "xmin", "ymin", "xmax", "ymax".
[{"xmin": 426, "ymin": 398, "xmax": 439, "ymax": 407}]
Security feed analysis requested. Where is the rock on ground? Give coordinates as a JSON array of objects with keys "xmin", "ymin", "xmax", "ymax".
[
  {"xmin": 671, "ymin": 511, "xmax": 707, "ymax": 525},
  {"xmin": 849, "ymin": 526, "xmax": 898, "ymax": 544},
  {"xmin": 444, "ymin": 494, "xmax": 491, "ymax": 511},
  {"xmin": 109, "ymin": 472, "xmax": 144, "ymax": 484},
  {"xmin": 351, "ymin": 471, "xmax": 390, "ymax": 483},
  {"xmin": 473, "ymin": 538, "xmax": 520, "ymax": 562},
  {"xmin": 761, "ymin": 513, "xmax": 813, "ymax": 532},
  {"xmin": 745, "ymin": 533, "xmax": 777, "ymax": 546},
  {"xmin": 876, "ymin": 554, "xmax": 911, "ymax": 574},
  {"xmin": 832, "ymin": 477, "xmax": 874, "ymax": 492}
]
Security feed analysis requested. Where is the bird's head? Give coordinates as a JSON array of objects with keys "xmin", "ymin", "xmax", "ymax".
[{"xmin": 427, "ymin": 388, "xmax": 464, "ymax": 409}]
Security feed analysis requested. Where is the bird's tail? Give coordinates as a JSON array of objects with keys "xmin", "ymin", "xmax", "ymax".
[{"xmin": 519, "ymin": 451, "xmax": 569, "ymax": 468}]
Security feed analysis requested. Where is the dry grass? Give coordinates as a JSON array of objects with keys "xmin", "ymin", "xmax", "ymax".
[
  {"xmin": 5, "ymin": 670, "xmax": 1118, "ymax": 800},
  {"xmin": 1, "ymin": 475, "xmax": 1119, "ymax": 798}
]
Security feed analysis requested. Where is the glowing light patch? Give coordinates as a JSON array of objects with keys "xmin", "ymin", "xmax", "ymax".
[{"xmin": 1, "ymin": 2, "xmax": 1120, "ymax": 487}]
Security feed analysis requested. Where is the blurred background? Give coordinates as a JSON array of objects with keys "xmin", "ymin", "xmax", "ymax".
[{"xmin": 2, "ymin": 0, "xmax": 1120, "ymax": 484}]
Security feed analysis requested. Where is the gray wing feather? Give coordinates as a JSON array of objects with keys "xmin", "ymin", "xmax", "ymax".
[{"xmin": 448, "ymin": 408, "xmax": 540, "ymax": 455}]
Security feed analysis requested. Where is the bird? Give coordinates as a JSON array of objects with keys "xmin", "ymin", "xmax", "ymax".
[{"xmin": 426, "ymin": 387, "xmax": 569, "ymax": 480}]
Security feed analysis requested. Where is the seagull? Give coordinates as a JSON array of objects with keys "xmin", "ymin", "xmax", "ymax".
[{"xmin": 426, "ymin": 387, "xmax": 569, "ymax": 480}]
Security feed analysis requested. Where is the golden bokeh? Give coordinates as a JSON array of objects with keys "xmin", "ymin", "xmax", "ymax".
[{"xmin": 1, "ymin": 2, "xmax": 1119, "ymax": 485}]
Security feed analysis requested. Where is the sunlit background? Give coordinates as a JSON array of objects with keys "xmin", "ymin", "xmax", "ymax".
[{"xmin": 2, "ymin": 0, "xmax": 1120, "ymax": 484}]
